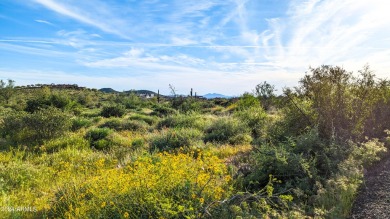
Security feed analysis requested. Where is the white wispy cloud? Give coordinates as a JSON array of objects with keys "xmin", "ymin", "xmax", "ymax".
[
  {"xmin": 257, "ymin": 0, "xmax": 390, "ymax": 79},
  {"xmin": 33, "ymin": 0, "xmax": 130, "ymax": 39},
  {"xmin": 0, "ymin": 42, "xmax": 70, "ymax": 57},
  {"xmin": 34, "ymin": 19, "xmax": 54, "ymax": 26},
  {"xmin": 3, "ymin": 0, "xmax": 390, "ymax": 94}
]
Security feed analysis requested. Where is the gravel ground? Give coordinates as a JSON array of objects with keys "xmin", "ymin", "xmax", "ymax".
[{"xmin": 350, "ymin": 156, "xmax": 390, "ymax": 219}]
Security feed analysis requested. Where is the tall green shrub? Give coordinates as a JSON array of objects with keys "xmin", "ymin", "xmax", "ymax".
[
  {"xmin": 1, "ymin": 107, "xmax": 71, "ymax": 145},
  {"xmin": 149, "ymin": 128, "xmax": 203, "ymax": 152},
  {"xmin": 100, "ymin": 105, "xmax": 126, "ymax": 118},
  {"xmin": 204, "ymin": 117, "xmax": 252, "ymax": 145}
]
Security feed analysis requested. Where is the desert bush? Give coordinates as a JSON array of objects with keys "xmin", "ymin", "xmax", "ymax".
[
  {"xmin": 121, "ymin": 92, "xmax": 144, "ymax": 109},
  {"xmin": 100, "ymin": 104, "xmax": 126, "ymax": 118},
  {"xmin": 204, "ymin": 117, "xmax": 252, "ymax": 145},
  {"xmin": 85, "ymin": 128, "xmax": 113, "ymax": 150},
  {"xmin": 71, "ymin": 117, "xmax": 92, "ymax": 131},
  {"xmin": 0, "ymin": 106, "xmax": 13, "ymax": 118},
  {"xmin": 236, "ymin": 93, "xmax": 261, "ymax": 110},
  {"xmin": 49, "ymin": 92, "xmax": 71, "ymax": 109},
  {"xmin": 80, "ymin": 108, "xmax": 101, "ymax": 118},
  {"xmin": 175, "ymin": 98, "xmax": 203, "ymax": 113},
  {"xmin": 131, "ymin": 138, "xmax": 145, "ymax": 149},
  {"xmin": 149, "ymin": 128, "xmax": 204, "ymax": 152},
  {"xmin": 128, "ymin": 114, "xmax": 158, "ymax": 125},
  {"xmin": 41, "ymin": 133, "xmax": 89, "ymax": 153},
  {"xmin": 243, "ymin": 129, "xmax": 349, "ymax": 202},
  {"xmin": 25, "ymin": 91, "xmax": 74, "ymax": 113},
  {"xmin": 351, "ymin": 138, "xmax": 387, "ymax": 167},
  {"xmin": 150, "ymin": 104, "xmax": 177, "ymax": 117},
  {"xmin": 25, "ymin": 98, "xmax": 48, "ymax": 113},
  {"xmin": 279, "ymin": 92, "xmax": 316, "ymax": 138},
  {"xmin": 254, "ymin": 81, "xmax": 277, "ymax": 110},
  {"xmin": 48, "ymin": 152, "xmax": 231, "ymax": 219},
  {"xmin": 243, "ymin": 142, "xmax": 315, "ymax": 194},
  {"xmin": 1, "ymin": 107, "xmax": 71, "ymax": 145},
  {"xmin": 122, "ymin": 120, "xmax": 150, "ymax": 132},
  {"xmin": 0, "ymin": 79, "xmax": 15, "ymax": 104},
  {"xmin": 0, "ymin": 161, "xmax": 40, "ymax": 193},
  {"xmin": 99, "ymin": 118, "xmax": 150, "ymax": 132},
  {"xmin": 76, "ymin": 93, "xmax": 94, "ymax": 106},
  {"xmin": 234, "ymin": 106, "xmax": 267, "ymax": 138},
  {"xmin": 24, "ymin": 107, "xmax": 71, "ymax": 142},
  {"xmin": 314, "ymin": 137, "xmax": 387, "ymax": 218},
  {"xmin": 298, "ymin": 65, "xmax": 390, "ymax": 141},
  {"xmin": 156, "ymin": 113, "xmax": 212, "ymax": 130},
  {"xmin": 98, "ymin": 118, "xmax": 123, "ymax": 130}
]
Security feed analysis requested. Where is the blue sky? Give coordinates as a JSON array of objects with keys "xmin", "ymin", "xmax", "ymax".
[{"xmin": 1, "ymin": 0, "xmax": 389, "ymax": 95}]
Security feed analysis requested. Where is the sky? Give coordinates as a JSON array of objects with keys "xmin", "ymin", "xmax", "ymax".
[{"xmin": 0, "ymin": 0, "xmax": 390, "ymax": 95}]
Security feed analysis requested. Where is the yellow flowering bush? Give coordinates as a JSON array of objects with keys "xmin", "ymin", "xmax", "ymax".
[{"xmin": 49, "ymin": 152, "xmax": 232, "ymax": 218}]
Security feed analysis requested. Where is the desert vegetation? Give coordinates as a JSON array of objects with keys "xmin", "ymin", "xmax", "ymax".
[{"xmin": 0, "ymin": 65, "xmax": 389, "ymax": 218}]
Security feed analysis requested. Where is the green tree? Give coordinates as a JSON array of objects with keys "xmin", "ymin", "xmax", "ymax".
[
  {"xmin": 0, "ymin": 79, "xmax": 15, "ymax": 104},
  {"xmin": 299, "ymin": 65, "xmax": 390, "ymax": 141},
  {"xmin": 254, "ymin": 81, "xmax": 276, "ymax": 110},
  {"xmin": 236, "ymin": 93, "xmax": 260, "ymax": 110}
]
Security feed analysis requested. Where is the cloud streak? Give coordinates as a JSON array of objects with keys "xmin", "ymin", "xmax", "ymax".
[
  {"xmin": 34, "ymin": 19, "xmax": 55, "ymax": 26},
  {"xmin": 33, "ymin": 0, "xmax": 130, "ymax": 39},
  {"xmin": 1, "ymin": 0, "xmax": 390, "ymax": 94},
  {"xmin": 261, "ymin": 0, "xmax": 390, "ymax": 77}
]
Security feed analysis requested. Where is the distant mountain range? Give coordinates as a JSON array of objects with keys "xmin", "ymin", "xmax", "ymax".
[
  {"xmin": 124, "ymin": 90, "xmax": 159, "ymax": 96},
  {"xmin": 99, "ymin": 88, "xmax": 232, "ymax": 99},
  {"xmin": 202, "ymin": 93, "xmax": 233, "ymax": 99},
  {"xmin": 99, "ymin": 88, "xmax": 118, "ymax": 93},
  {"xmin": 99, "ymin": 88, "xmax": 158, "ymax": 95}
]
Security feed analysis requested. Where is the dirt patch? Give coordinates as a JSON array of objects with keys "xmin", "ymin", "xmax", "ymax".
[{"xmin": 350, "ymin": 155, "xmax": 390, "ymax": 219}]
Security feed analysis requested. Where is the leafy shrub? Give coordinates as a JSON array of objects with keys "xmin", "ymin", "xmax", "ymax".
[
  {"xmin": 0, "ymin": 162, "xmax": 40, "ymax": 193},
  {"xmin": 150, "ymin": 105, "xmax": 177, "ymax": 117},
  {"xmin": 0, "ymin": 106, "xmax": 13, "ymax": 118},
  {"xmin": 156, "ymin": 113, "xmax": 213, "ymax": 130},
  {"xmin": 85, "ymin": 128, "xmax": 113, "ymax": 150},
  {"xmin": 122, "ymin": 93, "xmax": 143, "ymax": 109},
  {"xmin": 25, "ymin": 91, "xmax": 73, "ymax": 113},
  {"xmin": 48, "ymin": 153, "xmax": 231, "ymax": 219},
  {"xmin": 128, "ymin": 114, "xmax": 158, "ymax": 125},
  {"xmin": 351, "ymin": 138, "xmax": 387, "ymax": 167},
  {"xmin": 243, "ymin": 141, "xmax": 316, "ymax": 194},
  {"xmin": 276, "ymin": 94, "xmax": 316, "ymax": 139},
  {"xmin": 25, "ymin": 107, "xmax": 71, "ymax": 142},
  {"xmin": 131, "ymin": 138, "xmax": 145, "ymax": 149},
  {"xmin": 298, "ymin": 65, "xmax": 390, "ymax": 141},
  {"xmin": 176, "ymin": 98, "xmax": 202, "ymax": 113},
  {"xmin": 100, "ymin": 105, "xmax": 126, "ymax": 118},
  {"xmin": 204, "ymin": 117, "xmax": 252, "ymax": 145},
  {"xmin": 71, "ymin": 117, "xmax": 92, "ymax": 131},
  {"xmin": 50, "ymin": 93, "xmax": 71, "ymax": 109},
  {"xmin": 234, "ymin": 106, "xmax": 267, "ymax": 138},
  {"xmin": 76, "ymin": 93, "xmax": 94, "ymax": 106},
  {"xmin": 149, "ymin": 128, "xmax": 204, "ymax": 152},
  {"xmin": 42, "ymin": 133, "xmax": 89, "ymax": 153},
  {"xmin": 236, "ymin": 93, "xmax": 261, "ymax": 110},
  {"xmin": 122, "ymin": 120, "xmax": 150, "ymax": 132},
  {"xmin": 1, "ymin": 107, "xmax": 71, "ymax": 145},
  {"xmin": 25, "ymin": 98, "xmax": 49, "ymax": 113},
  {"xmin": 98, "ymin": 118, "xmax": 123, "ymax": 130}
]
